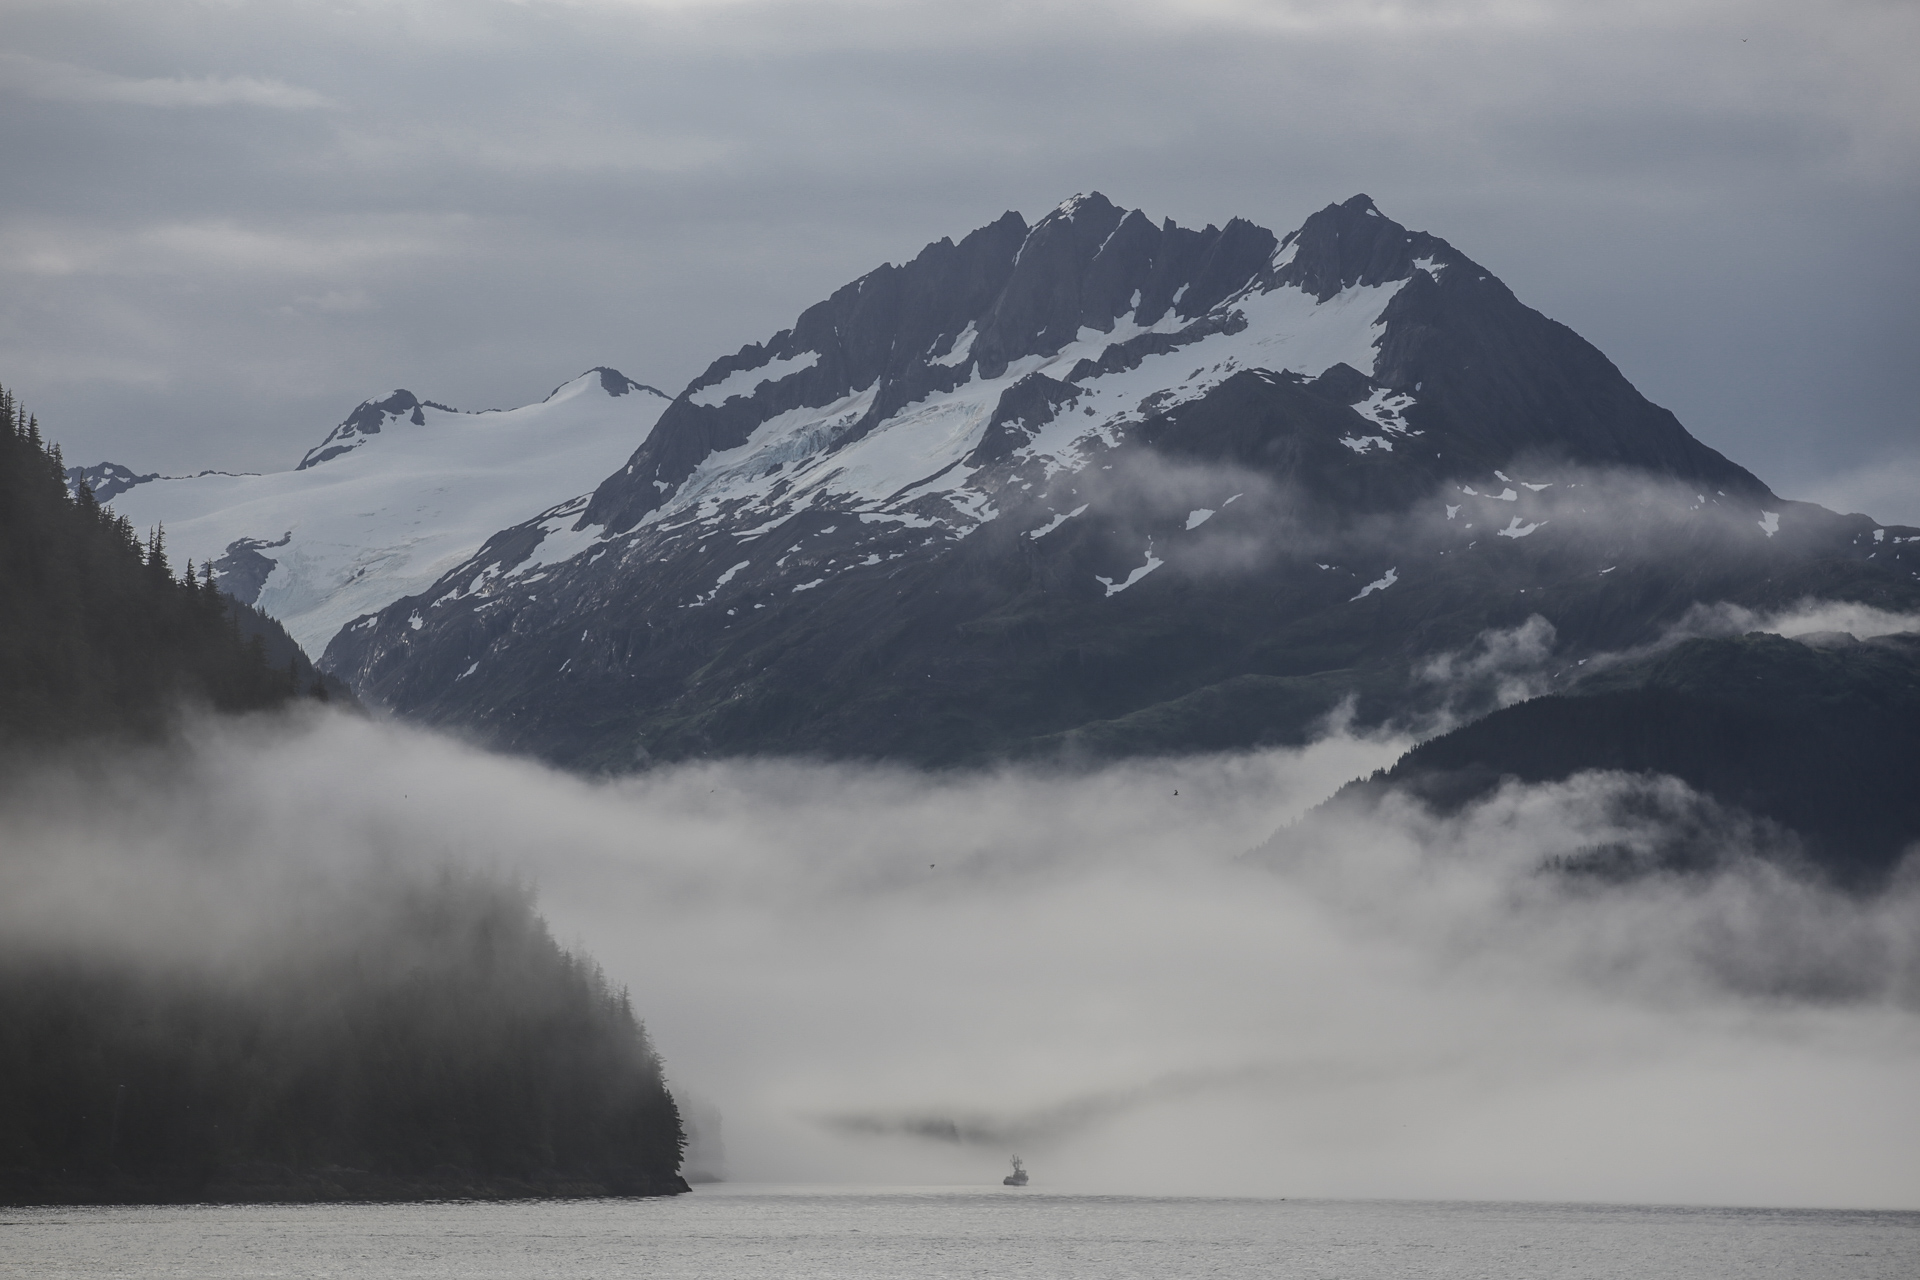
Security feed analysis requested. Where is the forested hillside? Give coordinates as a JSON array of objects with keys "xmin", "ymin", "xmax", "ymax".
[
  {"xmin": 0, "ymin": 869, "xmax": 688, "ymax": 1203},
  {"xmin": 0, "ymin": 384, "xmax": 299, "ymax": 741}
]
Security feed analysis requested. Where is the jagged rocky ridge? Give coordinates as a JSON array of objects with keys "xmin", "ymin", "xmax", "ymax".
[{"xmin": 323, "ymin": 194, "xmax": 1920, "ymax": 768}]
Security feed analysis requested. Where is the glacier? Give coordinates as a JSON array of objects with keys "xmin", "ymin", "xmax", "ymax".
[{"xmin": 95, "ymin": 369, "xmax": 667, "ymax": 655}]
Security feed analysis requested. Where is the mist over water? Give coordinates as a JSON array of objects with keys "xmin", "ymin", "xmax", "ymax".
[{"xmin": 4, "ymin": 708, "xmax": 1918, "ymax": 1210}]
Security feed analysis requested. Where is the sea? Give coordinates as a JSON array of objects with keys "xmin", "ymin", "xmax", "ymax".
[{"xmin": 3, "ymin": 1185, "xmax": 1916, "ymax": 1278}]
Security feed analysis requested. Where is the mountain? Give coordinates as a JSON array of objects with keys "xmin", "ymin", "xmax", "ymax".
[
  {"xmin": 1, "ymin": 385, "xmax": 301, "ymax": 744},
  {"xmin": 64, "ymin": 460, "xmax": 159, "ymax": 503},
  {"xmin": 1311, "ymin": 627, "xmax": 1920, "ymax": 889},
  {"xmin": 323, "ymin": 194, "xmax": 1920, "ymax": 769},
  {"xmin": 88, "ymin": 368, "xmax": 667, "ymax": 656}
]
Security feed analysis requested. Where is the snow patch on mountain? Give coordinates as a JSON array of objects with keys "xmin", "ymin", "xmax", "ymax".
[
  {"xmin": 1030, "ymin": 504, "xmax": 1089, "ymax": 539},
  {"xmin": 1097, "ymin": 539, "xmax": 1164, "ymax": 597},
  {"xmin": 689, "ymin": 351, "xmax": 821, "ymax": 408},
  {"xmin": 1351, "ymin": 567, "xmax": 1399, "ymax": 601},
  {"xmin": 930, "ymin": 323, "xmax": 977, "ymax": 368},
  {"xmin": 515, "ymin": 496, "xmax": 609, "ymax": 574}
]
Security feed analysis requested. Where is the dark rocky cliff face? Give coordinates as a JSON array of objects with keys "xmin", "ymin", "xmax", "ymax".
[{"xmin": 322, "ymin": 194, "xmax": 1920, "ymax": 770}]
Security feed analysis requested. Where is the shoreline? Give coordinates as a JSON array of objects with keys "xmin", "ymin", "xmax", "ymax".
[{"xmin": 0, "ymin": 1167, "xmax": 690, "ymax": 1207}]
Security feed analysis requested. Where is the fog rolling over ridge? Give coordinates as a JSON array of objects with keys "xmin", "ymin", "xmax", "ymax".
[{"xmin": 7, "ymin": 709, "xmax": 1916, "ymax": 1209}]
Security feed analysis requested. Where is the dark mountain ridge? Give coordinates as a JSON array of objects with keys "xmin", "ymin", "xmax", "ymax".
[{"xmin": 1312, "ymin": 628, "xmax": 1920, "ymax": 890}]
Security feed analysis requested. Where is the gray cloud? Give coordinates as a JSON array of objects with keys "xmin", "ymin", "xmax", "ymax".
[{"xmin": 0, "ymin": 0, "xmax": 1914, "ymax": 522}]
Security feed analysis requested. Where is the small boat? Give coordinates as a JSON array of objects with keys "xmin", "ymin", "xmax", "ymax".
[{"xmin": 1002, "ymin": 1155, "xmax": 1029, "ymax": 1186}]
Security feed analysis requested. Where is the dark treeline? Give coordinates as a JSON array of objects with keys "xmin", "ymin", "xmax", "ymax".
[
  {"xmin": 0, "ymin": 382, "xmax": 303, "ymax": 742},
  {"xmin": 225, "ymin": 592, "xmax": 359, "ymax": 706},
  {"xmin": 0, "ymin": 867, "xmax": 688, "ymax": 1203}
]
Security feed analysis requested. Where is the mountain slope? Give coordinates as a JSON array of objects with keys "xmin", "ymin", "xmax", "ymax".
[
  {"xmin": 1316, "ymin": 628, "xmax": 1920, "ymax": 889},
  {"xmin": 91, "ymin": 368, "xmax": 667, "ymax": 656},
  {"xmin": 323, "ymin": 195, "xmax": 1920, "ymax": 768}
]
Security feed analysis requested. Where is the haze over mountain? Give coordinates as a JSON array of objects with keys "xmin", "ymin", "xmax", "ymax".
[{"xmin": 310, "ymin": 194, "xmax": 1916, "ymax": 774}]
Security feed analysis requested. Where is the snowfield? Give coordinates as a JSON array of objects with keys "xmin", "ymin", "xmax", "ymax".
[{"xmin": 98, "ymin": 371, "xmax": 668, "ymax": 655}]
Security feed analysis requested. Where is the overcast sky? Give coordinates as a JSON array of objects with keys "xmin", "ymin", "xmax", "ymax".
[{"xmin": 1, "ymin": 0, "xmax": 1914, "ymax": 521}]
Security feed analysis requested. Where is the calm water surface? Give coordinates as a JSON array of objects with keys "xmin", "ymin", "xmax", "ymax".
[{"xmin": 3, "ymin": 1184, "xmax": 1916, "ymax": 1279}]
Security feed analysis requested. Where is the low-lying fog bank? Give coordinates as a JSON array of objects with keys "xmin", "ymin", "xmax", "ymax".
[{"xmin": 3, "ymin": 708, "xmax": 1916, "ymax": 1209}]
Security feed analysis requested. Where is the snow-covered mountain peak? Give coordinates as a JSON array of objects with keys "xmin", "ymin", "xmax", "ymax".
[
  {"xmin": 336, "ymin": 197, "xmax": 1502, "ymax": 649},
  {"xmin": 312, "ymin": 199, "xmax": 1757, "ymax": 660},
  {"xmin": 1045, "ymin": 192, "xmax": 1107, "ymax": 222},
  {"xmin": 1271, "ymin": 193, "xmax": 1465, "ymax": 303},
  {"xmin": 570, "ymin": 195, "xmax": 1448, "ymax": 545},
  {"xmin": 94, "ymin": 366, "xmax": 670, "ymax": 654},
  {"xmin": 293, "ymin": 368, "xmax": 661, "ymax": 473},
  {"xmin": 296, "ymin": 389, "xmax": 452, "ymax": 471},
  {"xmin": 547, "ymin": 367, "xmax": 668, "ymax": 404}
]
